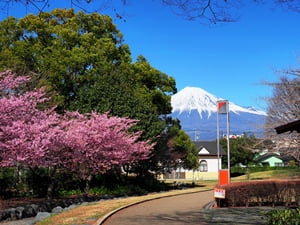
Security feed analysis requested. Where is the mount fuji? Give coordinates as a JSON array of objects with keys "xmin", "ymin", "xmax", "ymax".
[{"xmin": 171, "ymin": 87, "xmax": 266, "ymax": 140}]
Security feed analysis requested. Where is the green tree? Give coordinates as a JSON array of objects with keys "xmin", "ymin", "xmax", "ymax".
[
  {"xmin": 69, "ymin": 55, "xmax": 176, "ymax": 140},
  {"xmin": 0, "ymin": 9, "xmax": 197, "ymax": 175},
  {"xmin": 147, "ymin": 119, "xmax": 199, "ymax": 174},
  {"xmin": 0, "ymin": 9, "xmax": 131, "ymax": 109},
  {"xmin": 220, "ymin": 134, "xmax": 259, "ymax": 167},
  {"xmin": 68, "ymin": 55, "xmax": 200, "ymax": 174}
]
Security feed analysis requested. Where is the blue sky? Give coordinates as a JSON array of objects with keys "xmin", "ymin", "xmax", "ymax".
[{"xmin": 1, "ymin": 1, "xmax": 300, "ymax": 111}]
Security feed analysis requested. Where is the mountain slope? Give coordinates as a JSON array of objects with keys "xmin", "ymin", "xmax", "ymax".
[{"xmin": 171, "ymin": 87, "xmax": 266, "ymax": 140}]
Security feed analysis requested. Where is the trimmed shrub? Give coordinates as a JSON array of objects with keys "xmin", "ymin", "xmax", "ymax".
[{"xmin": 215, "ymin": 180, "xmax": 300, "ymax": 207}]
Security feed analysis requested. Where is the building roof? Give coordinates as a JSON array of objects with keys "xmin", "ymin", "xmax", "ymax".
[
  {"xmin": 256, "ymin": 152, "xmax": 282, "ymax": 163},
  {"xmin": 275, "ymin": 119, "xmax": 300, "ymax": 134},
  {"xmin": 193, "ymin": 141, "xmax": 226, "ymax": 156}
]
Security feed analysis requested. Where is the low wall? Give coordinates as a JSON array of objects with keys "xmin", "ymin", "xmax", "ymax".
[{"xmin": 160, "ymin": 171, "xmax": 218, "ymax": 180}]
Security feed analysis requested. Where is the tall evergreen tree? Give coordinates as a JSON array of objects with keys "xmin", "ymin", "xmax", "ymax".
[
  {"xmin": 0, "ymin": 9, "xmax": 131, "ymax": 109},
  {"xmin": 0, "ymin": 9, "xmax": 198, "ymax": 174}
]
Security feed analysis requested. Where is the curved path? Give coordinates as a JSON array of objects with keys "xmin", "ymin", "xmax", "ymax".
[{"xmin": 100, "ymin": 190, "xmax": 213, "ymax": 225}]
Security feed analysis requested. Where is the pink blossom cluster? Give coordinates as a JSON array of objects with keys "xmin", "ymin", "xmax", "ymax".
[{"xmin": 0, "ymin": 71, "xmax": 152, "ymax": 178}]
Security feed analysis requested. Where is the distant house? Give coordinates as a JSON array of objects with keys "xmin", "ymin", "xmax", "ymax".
[
  {"xmin": 255, "ymin": 152, "xmax": 284, "ymax": 167},
  {"xmin": 255, "ymin": 152, "xmax": 296, "ymax": 167},
  {"xmin": 163, "ymin": 141, "xmax": 226, "ymax": 180}
]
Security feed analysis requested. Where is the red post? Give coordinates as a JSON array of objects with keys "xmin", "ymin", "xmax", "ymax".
[{"xmin": 219, "ymin": 169, "xmax": 229, "ymax": 185}]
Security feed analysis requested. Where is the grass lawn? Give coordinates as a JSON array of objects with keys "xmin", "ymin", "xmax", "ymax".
[{"xmin": 232, "ymin": 168, "xmax": 300, "ymax": 181}]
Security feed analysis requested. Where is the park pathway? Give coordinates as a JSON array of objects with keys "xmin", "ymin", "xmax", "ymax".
[
  {"xmin": 100, "ymin": 190, "xmax": 213, "ymax": 225},
  {"xmin": 0, "ymin": 189, "xmax": 271, "ymax": 225}
]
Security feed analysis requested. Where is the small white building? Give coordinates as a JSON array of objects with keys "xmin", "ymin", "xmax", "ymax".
[{"xmin": 164, "ymin": 141, "xmax": 226, "ymax": 180}]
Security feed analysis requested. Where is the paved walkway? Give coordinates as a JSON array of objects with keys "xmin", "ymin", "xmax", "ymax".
[
  {"xmin": 0, "ymin": 190, "xmax": 275, "ymax": 225},
  {"xmin": 100, "ymin": 190, "xmax": 272, "ymax": 225},
  {"xmin": 101, "ymin": 190, "xmax": 212, "ymax": 225}
]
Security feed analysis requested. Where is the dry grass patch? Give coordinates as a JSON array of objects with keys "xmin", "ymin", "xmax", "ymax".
[{"xmin": 36, "ymin": 185, "xmax": 215, "ymax": 225}]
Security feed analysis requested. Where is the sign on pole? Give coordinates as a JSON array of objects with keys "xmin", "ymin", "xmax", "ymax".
[
  {"xmin": 216, "ymin": 100, "xmax": 230, "ymax": 184},
  {"xmin": 217, "ymin": 100, "xmax": 229, "ymax": 114}
]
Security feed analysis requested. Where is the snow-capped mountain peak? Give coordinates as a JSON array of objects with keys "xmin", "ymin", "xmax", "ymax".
[
  {"xmin": 171, "ymin": 87, "xmax": 266, "ymax": 140},
  {"xmin": 171, "ymin": 86, "xmax": 266, "ymax": 118},
  {"xmin": 171, "ymin": 87, "xmax": 217, "ymax": 118}
]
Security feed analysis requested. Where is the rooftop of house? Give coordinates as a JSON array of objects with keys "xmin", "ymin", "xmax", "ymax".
[
  {"xmin": 193, "ymin": 141, "xmax": 226, "ymax": 156},
  {"xmin": 256, "ymin": 152, "xmax": 296, "ymax": 163},
  {"xmin": 256, "ymin": 152, "xmax": 282, "ymax": 162}
]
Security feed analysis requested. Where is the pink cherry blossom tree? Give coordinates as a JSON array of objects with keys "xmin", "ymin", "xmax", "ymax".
[
  {"xmin": 0, "ymin": 70, "xmax": 30, "ymax": 93},
  {"xmin": 0, "ymin": 70, "xmax": 153, "ymax": 194},
  {"xmin": 0, "ymin": 71, "xmax": 59, "ymax": 167},
  {"xmin": 56, "ymin": 111, "xmax": 152, "ymax": 192},
  {"xmin": 0, "ymin": 70, "xmax": 61, "ymax": 194}
]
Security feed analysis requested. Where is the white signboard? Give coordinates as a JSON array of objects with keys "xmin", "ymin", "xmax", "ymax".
[{"xmin": 214, "ymin": 188, "xmax": 226, "ymax": 199}]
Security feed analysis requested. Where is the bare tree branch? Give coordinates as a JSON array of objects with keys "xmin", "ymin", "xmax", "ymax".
[
  {"xmin": 276, "ymin": 0, "xmax": 300, "ymax": 12},
  {"xmin": 264, "ymin": 72, "xmax": 300, "ymax": 162},
  {"xmin": 162, "ymin": 0, "xmax": 241, "ymax": 23},
  {"xmin": 1, "ymin": 0, "xmax": 300, "ymax": 24}
]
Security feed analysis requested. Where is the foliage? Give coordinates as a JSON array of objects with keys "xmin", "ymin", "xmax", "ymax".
[
  {"xmin": 0, "ymin": 167, "xmax": 15, "ymax": 197},
  {"xmin": 4, "ymin": 167, "xmax": 170, "ymax": 198},
  {"xmin": 0, "ymin": 9, "xmax": 175, "ymax": 113},
  {"xmin": 0, "ymin": 70, "xmax": 152, "ymax": 170},
  {"xmin": 0, "ymin": 70, "xmax": 59, "ymax": 168},
  {"xmin": 141, "ymin": 119, "xmax": 199, "ymax": 175},
  {"xmin": 0, "ymin": 9, "xmax": 131, "ymax": 109},
  {"xmin": 220, "ymin": 134, "xmax": 259, "ymax": 167},
  {"xmin": 0, "ymin": 70, "xmax": 153, "ymax": 195},
  {"xmin": 174, "ymin": 129, "xmax": 199, "ymax": 169},
  {"xmin": 0, "ymin": 9, "xmax": 197, "ymax": 174},
  {"xmin": 26, "ymin": 167, "xmax": 86, "ymax": 197},
  {"xmin": 68, "ymin": 56, "xmax": 175, "ymax": 140},
  {"xmin": 88, "ymin": 185, "xmax": 146, "ymax": 196},
  {"xmin": 58, "ymin": 189, "xmax": 82, "ymax": 197},
  {"xmin": 58, "ymin": 111, "xmax": 152, "ymax": 182},
  {"xmin": 266, "ymin": 207, "xmax": 300, "ymax": 225}
]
